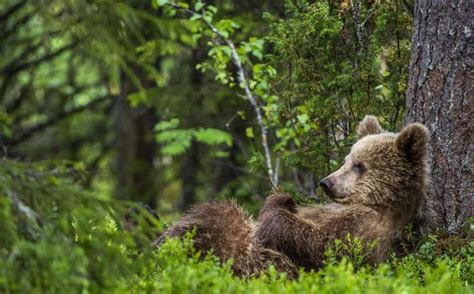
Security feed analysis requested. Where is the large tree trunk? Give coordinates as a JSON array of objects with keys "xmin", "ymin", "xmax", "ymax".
[{"xmin": 405, "ymin": 0, "xmax": 473, "ymax": 234}]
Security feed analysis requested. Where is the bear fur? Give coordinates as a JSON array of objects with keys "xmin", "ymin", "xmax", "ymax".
[
  {"xmin": 156, "ymin": 116, "xmax": 430, "ymax": 276},
  {"xmin": 154, "ymin": 201, "xmax": 298, "ymax": 277}
]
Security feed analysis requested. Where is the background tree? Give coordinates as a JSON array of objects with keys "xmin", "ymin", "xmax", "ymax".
[
  {"xmin": 4, "ymin": 0, "xmax": 461, "ymax": 223},
  {"xmin": 404, "ymin": 0, "xmax": 473, "ymax": 234},
  {"xmin": 1, "ymin": 1, "xmax": 473, "ymax": 290}
]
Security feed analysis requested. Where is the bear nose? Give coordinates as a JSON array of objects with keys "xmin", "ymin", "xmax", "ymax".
[{"xmin": 319, "ymin": 178, "xmax": 333, "ymax": 190}]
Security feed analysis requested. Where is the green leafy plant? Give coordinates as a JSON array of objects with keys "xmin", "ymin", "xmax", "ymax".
[
  {"xmin": 324, "ymin": 233, "xmax": 379, "ymax": 269},
  {"xmin": 0, "ymin": 160, "xmax": 472, "ymax": 293},
  {"xmin": 155, "ymin": 118, "xmax": 232, "ymax": 156}
]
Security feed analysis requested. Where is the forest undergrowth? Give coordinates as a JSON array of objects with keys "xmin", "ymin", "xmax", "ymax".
[{"xmin": 1, "ymin": 160, "xmax": 472, "ymax": 293}]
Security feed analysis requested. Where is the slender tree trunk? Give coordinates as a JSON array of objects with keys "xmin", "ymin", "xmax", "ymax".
[
  {"xmin": 178, "ymin": 49, "xmax": 205, "ymax": 211},
  {"xmin": 213, "ymin": 141, "xmax": 240, "ymax": 193},
  {"xmin": 133, "ymin": 107, "xmax": 158, "ymax": 208},
  {"xmin": 114, "ymin": 75, "xmax": 136, "ymax": 201},
  {"xmin": 179, "ymin": 140, "xmax": 199, "ymax": 211},
  {"xmin": 114, "ymin": 71, "xmax": 158, "ymax": 208},
  {"xmin": 405, "ymin": 0, "xmax": 473, "ymax": 234}
]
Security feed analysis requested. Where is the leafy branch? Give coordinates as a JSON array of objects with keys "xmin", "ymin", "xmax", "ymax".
[
  {"xmin": 157, "ymin": 0, "xmax": 279, "ymax": 187},
  {"xmin": 155, "ymin": 118, "xmax": 232, "ymax": 156}
]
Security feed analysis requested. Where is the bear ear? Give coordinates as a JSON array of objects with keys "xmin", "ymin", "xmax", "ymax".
[
  {"xmin": 357, "ymin": 115, "xmax": 384, "ymax": 139},
  {"xmin": 395, "ymin": 123, "xmax": 429, "ymax": 159}
]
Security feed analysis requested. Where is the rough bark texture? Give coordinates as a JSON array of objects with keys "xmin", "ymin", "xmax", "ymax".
[{"xmin": 405, "ymin": 0, "xmax": 473, "ymax": 234}]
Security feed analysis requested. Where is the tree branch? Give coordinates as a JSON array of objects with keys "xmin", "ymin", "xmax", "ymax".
[
  {"xmin": 167, "ymin": 2, "xmax": 278, "ymax": 187},
  {"xmin": 350, "ymin": 0, "xmax": 377, "ymax": 58},
  {"xmin": 0, "ymin": 0, "xmax": 26, "ymax": 23},
  {"xmin": 0, "ymin": 10, "xmax": 36, "ymax": 41},
  {"xmin": 1, "ymin": 41, "xmax": 78, "ymax": 76},
  {"xmin": 7, "ymin": 95, "xmax": 110, "ymax": 146},
  {"xmin": 7, "ymin": 190, "xmax": 43, "ymax": 224},
  {"xmin": 5, "ymin": 69, "xmax": 36, "ymax": 113}
]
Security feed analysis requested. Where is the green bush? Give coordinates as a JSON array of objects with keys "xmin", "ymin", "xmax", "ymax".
[{"xmin": 0, "ymin": 160, "xmax": 472, "ymax": 293}]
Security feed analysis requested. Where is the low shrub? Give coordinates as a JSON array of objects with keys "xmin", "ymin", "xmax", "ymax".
[{"xmin": 0, "ymin": 160, "xmax": 472, "ymax": 293}]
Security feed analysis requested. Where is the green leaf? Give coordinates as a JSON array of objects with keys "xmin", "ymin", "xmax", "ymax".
[
  {"xmin": 190, "ymin": 14, "xmax": 202, "ymax": 21},
  {"xmin": 245, "ymin": 127, "xmax": 254, "ymax": 138},
  {"xmin": 203, "ymin": 12, "xmax": 213, "ymax": 23},
  {"xmin": 156, "ymin": 0, "xmax": 168, "ymax": 7},
  {"xmin": 177, "ymin": 2, "xmax": 189, "ymax": 8},
  {"xmin": 194, "ymin": 128, "xmax": 232, "ymax": 146},
  {"xmin": 154, "ymin": 119, "xmax": 180, "ymax": 131},
  {"xmin": 161, "ymin": 140, "xmax": 191, "ymax": 155},
  {"xmin": 194, "ymin": 1, "xmax": 204, "ymax": 11},
  {"xmin": 297, "ymin": 114, "xmax": 309, "ymax": 124},
  {"xmin": 192, "ymin": 33, "xmax": 201, "ymax": 43},
  {"xmin": 252, "ymin": 50, "xmax": 263, "ymax": 60},
  {"xmin": 207, "ymin": 5, "xmax": 217, "ymax": 14},
  {"xmin": 155, "ymin": 129, "xmax": 193, "ymax": 155}
]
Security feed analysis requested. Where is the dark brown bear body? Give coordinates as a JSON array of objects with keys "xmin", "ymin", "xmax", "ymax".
[
  {"xmin": 154, "ymin": 201, "xmax": 298, "ymax": 277},
  {"xmin": 156, "ymin": 116, "xmax": 430, "ymax": 276}
]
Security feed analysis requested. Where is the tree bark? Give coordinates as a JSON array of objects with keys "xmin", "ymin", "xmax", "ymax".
[{"xmin": 405, "ymin": 0, "xmax": 473, "ymax": 234}]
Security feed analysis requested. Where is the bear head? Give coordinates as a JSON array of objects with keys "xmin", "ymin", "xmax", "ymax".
[{"xmin": 320, "ymin": 115, "xmax": 430, "ymax": 211}]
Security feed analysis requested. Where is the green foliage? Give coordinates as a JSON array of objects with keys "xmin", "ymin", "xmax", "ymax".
[
  {"xmin": 0, "ymin": 161, "xmax": 472, "ymax": 293},
  {"xmin": 155, "ymin": 119, "xmax": 232, "ymax": 156},
  {"xmin": 263, "ymin": 0, "xmax": 413, "ymax": 175},
  {"xmin": 393, "ymin": 234, "xmax": 474, "ymax": 284},
  {"xmin": 2, "ymin": 2, "xmax": 471, "ymax": 291},
  {"xmin": 0, "ymin": 160, "xmax": 160, "ymax": 292},
  {"xmin": 151, "ymin": 0, "xmax": 415, "ymax": 200},
  {"xmin": 0, "ymin": 0, "xmax": 416, "ymax": 208},
  {"xmin": 325, "ymin": 233, "xmax": 379, "ymax": 270}
]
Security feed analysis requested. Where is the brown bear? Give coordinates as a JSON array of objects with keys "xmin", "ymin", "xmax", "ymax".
[
  {"xmin": 255, "ymin": 116, "xmax": 430, "ymax": 270},
  {"xmin": 155, "ymin": 116, "xmax": 430, "ymax": 276},
  {"xmin": 154, "ymin": 201, "xmax": 298, "ymax": 277}
]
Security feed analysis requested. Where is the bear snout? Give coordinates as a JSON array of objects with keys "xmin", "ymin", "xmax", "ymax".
[{"xmin": 319, "ymin": 178, "xmax": 333, "ymax": 191}]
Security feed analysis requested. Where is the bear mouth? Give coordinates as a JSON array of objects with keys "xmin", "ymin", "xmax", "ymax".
[
  {"xmin": 322, "ymin": 189, "xmax": 349, "ymax": 203},
  {"xmin": 330, "ymin": 196, "xmax": 348, "ymax": 204}
]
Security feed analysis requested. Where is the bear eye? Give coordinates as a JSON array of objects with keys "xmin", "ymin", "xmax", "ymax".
[{"xmin": 352, "ymin": 162, "xmax": 366, "ymax": 173}]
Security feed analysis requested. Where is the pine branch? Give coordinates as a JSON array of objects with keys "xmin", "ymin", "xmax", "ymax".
[
  {"xmin": 1, "ymin": 41, "xmax": 78, "ymax": 76},
  {"xmin": 0, "ymin": 0, "xmax": 26, "ymax": 23},
  {"xmin": 7, "ymin": 95, "xmax": 110, "ymax": 146},
  {"xmin": 0, "ymin": 10, "xmax": 36, "ymax": 41}
]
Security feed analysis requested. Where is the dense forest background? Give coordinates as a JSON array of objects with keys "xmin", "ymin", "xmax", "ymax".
[
  {"xmin": 0, "ymin": 0, "xmax": 472, "ymax": 292},
  {"xmin": 0, "ymin": 0, "xmax": 415, "ymax": 214}
]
